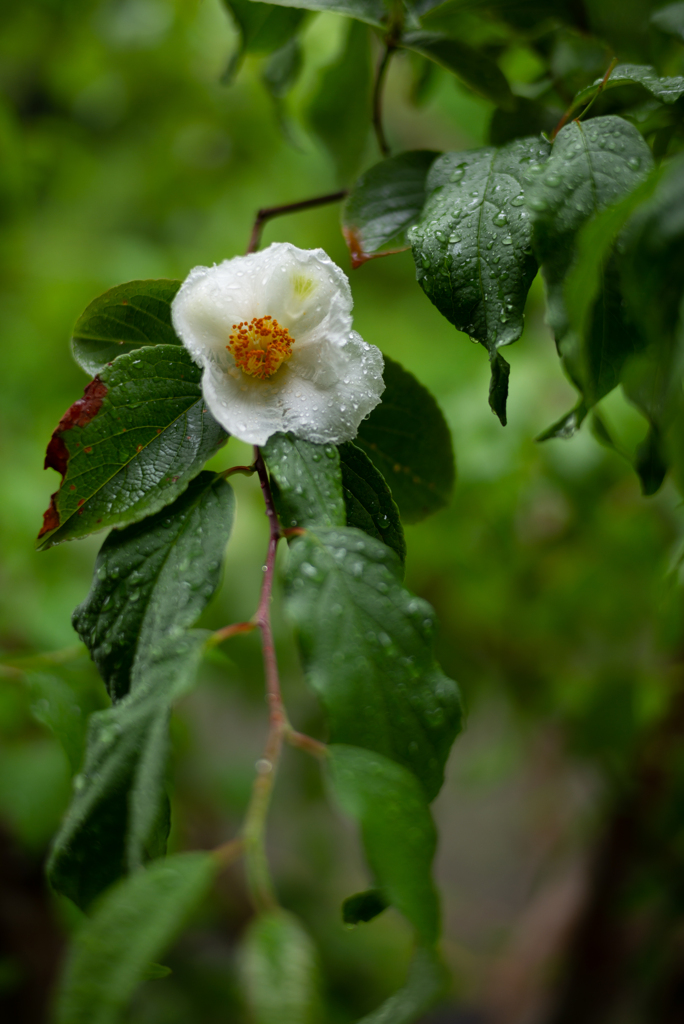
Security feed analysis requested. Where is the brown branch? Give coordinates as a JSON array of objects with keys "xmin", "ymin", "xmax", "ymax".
[{"xmin": 246, "ymin": 191, "xmax": 348, "ymax": 254}]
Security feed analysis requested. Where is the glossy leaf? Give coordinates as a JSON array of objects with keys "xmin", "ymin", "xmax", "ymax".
[
  {"xmin": 239, "ymin": 909, "xmax": 323, "ymax": 1024},
  {"xmin": 339, "ymin": 441, "xmax": 406, "ymax": 566},
  {"xmin": 38, "ymin": 345, "xmax": 228, "ymax": 549},
  {"xmin": 262, "ymin": 433, "xmax": 345, "ymax": 529},
  {"xmin": 305, "ymin": 19, "xmax": 372, "ymax": 183},
  {"xmin": 71, "ymin": 279, "xmax": 181, "ymax": 377},
  {"xmin": 72, "ymin": 473, "xmax": 235, "ymax": 702},
  {"xmin": 286, "ymin": 528, "xmax": 462, "ymax": 800},
  {"xmin": 342, "ymin": 151, "xmax": 439, "ymax": 266},
  {"xmin": 401, "ymin": 31, "xmax": 514, "ymax": 110},
  {"xmin": 355, "ymin": 356, "xmax": 455, "ymax": 523},
  {"xmin": 55, "ymin": 852, "xmax": 217, "ymax": 1024},
  {"xmin": 573, "ymin": 63, "xmax": 684, "ymax": 108},
  {"xmin": 342, "ymin": 888, "xmax": 388, "ymax": 924},
  {"xmin": 328, "ymin": 744, "xmax": 440, "ymax": 942},
  {"xmin": 357, "ymin": 945, "xmax": 449, "ymax": 1024},
  {"xmin": 247, "ymin": 0, "xmax": 386, "ymax": 26},
  {"xmin": 48, "ymin": 633, "xmax": 205, "ymax": 910},
  {"xmin": 410, "ymin": 135, "xmax": 549, "ymax": 423}
]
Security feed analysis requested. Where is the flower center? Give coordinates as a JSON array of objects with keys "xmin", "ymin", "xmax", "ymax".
[{"xmin": 227, "ymin": 316, "xmax": 294, "ymax": 379}]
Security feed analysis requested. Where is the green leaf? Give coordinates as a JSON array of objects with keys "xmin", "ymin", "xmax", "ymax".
[
  {"xmin": 528, "ymin": 115, "xmax": 653, "ymax": 407},
  {"xmin": 401, "ymin": 31, "xmax": 514, "ymax": 110},
  {"xmin": 651, "ymin": 3, "xmax": 684, "ymax": 42},
  {"xmin": 246, "ymin": 0, "xmax": 387, "ymax": 27},
  {"xmin": 489, "ymin": 97, "xmax": 559, "ymax": 147},
  {"xmin": 410, "ymin": 135, "xmax": 550, "ymax": 424},
  {"xmin": 71, "ymin": 279, "xmax": 182, "ymax": 377},
  {"xmin": 25, "ymin": 672, "xmax": 87, "ymax": 774},
  {"xmin": 262, "ymin": 433, "xmax": 345, "ymax": 529},
  {"xmin": 239, "ymin": 909, "xmax": 323, "ymax": 1024},
  {"xmin": 357, "ymin": 945, "xmax": 449, "ymax": 1024},
  {"xmin": 223, "ymin": 0, "xmax": 306, "ymax": 56},
  {"xmin": 262, "ymin": 37, "xmax": 303, "ymax": 101},
  {"xmin": 573, "ymin": 63, "xmax": 684, "ymax": 108},
  {"xmin": 342, "ymin": 151, "xmax": 439, "ymax": 266},
  {"xmin": 305, "ymin": 19, "xmax": 373, "ymax": 183},
  {"xmin": 55, "ymin": 851, "xmax": 217, "ymax": 1024},
  {"xmin": 342, "ymin": 888, "xmax": 388, "ymax": 924},
  {"xmin": 286, "ymin": 527, "xmax": 462, "ymax": 800},
  {"xmin": 339, "ymin": 441, "xmax": 406, "ymax": 566},
  {"xmin": 38, "ymin": 345, "xmax": 227, "ymax": 549},
  {"xmin": 72, "ymin": 473, "xmax": 235, "ymax": 702},
  {"xmin": 48, "ymin": 634, "xmax": 206, "ymax": 910},
  {"xmin": 328, "ymin": 745, "xmax": 440, "ymax": 943},
  {"xmin": 355, "ymin": 356, "xmax": 455, "ymax": 523}
]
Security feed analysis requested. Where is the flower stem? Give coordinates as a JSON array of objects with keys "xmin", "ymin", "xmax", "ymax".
[
  {"xmin": 372, "ymin": 44, "xmax": 395, "ymax": 158},
  {"xmin": 551, "ymin": 57, "xmax": 617, "ymax": 141},
  {"xmin": 246, "ymin": 191, "xmax": 348, "ymax": 255}
]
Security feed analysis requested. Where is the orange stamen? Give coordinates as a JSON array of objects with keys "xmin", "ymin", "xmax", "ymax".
[{"xmin": 227, "ymin": 316, "xmax": 294, "ymax": 379}]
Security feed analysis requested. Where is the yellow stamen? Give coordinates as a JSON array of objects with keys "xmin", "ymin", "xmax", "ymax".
[{"xmin": 227, "ymin": 315, "xmax": 294, "ymax": 379}]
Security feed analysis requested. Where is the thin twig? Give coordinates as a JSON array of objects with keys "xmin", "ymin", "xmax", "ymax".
[
  {"xmin": 372, "ymin": 44, "xmax": 394, "ymax": 158},
  {"xmin": 551, "ymin": 57, "xmax": 618, "ymax": 141},
  {"xmin": 246, "ymin": 191, "xmax": 348, "ymax": 255},
  {"xmin": 207, "ymin": 621, "xmax": 256, "ymax": 648},
  {"xmin": 286, "ymin": 728, "xmax": 327, "ymax": 759},
  {"xmin": 220, "ymin": 463, "xmax": 256, "ymax": 479}
]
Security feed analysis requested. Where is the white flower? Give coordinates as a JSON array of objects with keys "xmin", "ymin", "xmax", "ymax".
[{"xmin": 171, "ymin": 242, "xmax": 385, "ymax": 446}]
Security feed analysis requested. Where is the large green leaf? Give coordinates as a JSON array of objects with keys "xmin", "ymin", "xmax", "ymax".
[
  {"xmin": 55, "ymin": 852, "xmax": 217, "ymax": 1024},
  {"xmin": 342, "ymin": 151, "xmax": 439, "ymax": 266},
  {"xmin": 286, "ymin": 527, "xmax": 462, "ymax": 800},
  {"xmin": 262, "ymin": 433, "xmax": 345, "ymax": 530},
  {"xmin": 355, "ymin": 356, "xmax": 455, "ymax": 523},
  {"xmin": 328, "ymin": 745, "xmax": 440, "ymax": 943},
  {"xmin": 247, "ymin": 0, "xmax": 387, "ymax": 27},
  {"xmin": 38, "ymin": 345, "xmax": 227, "ymax": 549},
  {"xmin": 339, "ymin": 441, "xmax": 406, "ymax": 566},
  {"xmin": 71, "ymin": 279, "xmax": 181, "ymax": 377},
  {"xmin": 72, "ymin": 473, "xmax": 235, "ymax": 702},
  {"xmin": 410, "ymin": 135, "xmax": 550, "ymax": 424},
  {"xmin": 239, "ymin": 909, "xmax": 323, "ymax": 1024},
  {"xmin": 305, "ymin": 19, "xmax": 373, "ymax": 183},
  {"xmin": 573, "ymin": 63, "xmax": 684, "ymax": 108},
  {"xmin": 528, "ymin": 115, "xmax": 653, "ymax": 426},
  {"xmin": 358, "ymin": 946, "xmax": 449, "ymax": 1024},
  {"xmin": 401, "ymin": 31, "xmax": 514, "ymax": 109},
  {"xmin": 48, "ymin": 634, "xmax": 205, "ymax": 910}
]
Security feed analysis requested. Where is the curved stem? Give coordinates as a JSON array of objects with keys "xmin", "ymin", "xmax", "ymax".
[
  {"xmin": 246, "ymin": 191, "xmax": 348, "ymax": 255},
  {"xmin": 372, "ymin": 44, "xmax": 394, "ymax": 158}
]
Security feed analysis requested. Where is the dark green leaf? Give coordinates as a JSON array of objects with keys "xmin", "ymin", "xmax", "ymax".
[
  {"xmin": 401, "ymin": 31, "xmax": 514, "ymax": 110},
  {"xmin": 262, "ymin": 433, "xmax": 345, "ymax": 529},
  {"xmin": 305, "ymin": 19, "xmax": 372, "ymax": 183},
  {"xmin": 239, "ymin": 909, "xmax": 322, "ymax": 1024},
  {"xmin": 634, "ymin": 424, "xmax": 668, "ymax": 496},
  {"xmin": 651, "ymin": 3, "xmax": 684, "ymax": 42},
  {"xmin": 221, "ymin": 0, "xmax": 306, "ymax": 82},
  {"xmin": 488, "ymin": 349, "xmax": 510, "ymax": 426},
  {"xmin": 48, "ymin": 634, "xmax": 205, "ymax": 910},
  {"xmin": 72, "ymin": 473, "xmax": 235, "ymax": 702},
  {"xmin": 489, "ymin": 97, "xmax": 559, "ymax": 147},
  {"xmin": 71, "ymin": 279, "xmax": 181, "ymax": 377},
  {"xmin": 355, "ymin": 356, "xmax": 455, "ymax": 523},
  {"xmin": 342, "ymin": 151, "xmax": 439, "ymax": 265},
  {"xmin": 245, "ymin": 0, "xmax": 387, "ymax": 27},
  {"xmin": 573, "ymin": 63, "xmax": 684, "ymax": 108},
  {"xmin": 339, "ymin": 441, "xmax": 406, "ymax": 566},
  {"xmin": 38, "ymin": 345, "xmax": 227, "ymax": 549},
  {"xmin": 535, "ymin": 400, "xmax": 587, "ymax": 442},
  {"xmin": 55, "ymin": 852, "xmax": 217, "ymax": 1024},
  {"xmin": 342, "ymin": 888, "xmax": 388, "ymax": 924},
  {"xmin": 286, "ymin": 527, "xmax": 462, "ymax": 800},
  {"xmin": 328, "ymin": 744, "xmax": 440, "ymax": 942},
  {"xmin": 357, "ymin": 945, "xmax": 449, "ymax": 1024},
  {"xmin": 410, "ymin": 136, "xmax": 549, "ymax": 422}
]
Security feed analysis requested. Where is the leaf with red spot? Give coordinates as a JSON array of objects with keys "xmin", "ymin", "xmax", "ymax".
[{"xmin": 38, "ymin": 345, "xmax": 227, "ymax": 549}]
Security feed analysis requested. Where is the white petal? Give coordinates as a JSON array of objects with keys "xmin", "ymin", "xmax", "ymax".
[{"xmin": 202, "ymin": 362, "xmax": 286, "ymax": 446}]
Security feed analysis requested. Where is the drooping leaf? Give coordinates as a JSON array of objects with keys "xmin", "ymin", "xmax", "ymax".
[
  {"xmin": 401, "ymin": 31, "xmax": 514, "ymax": 110},
  {"xmin": 357, "ymin": 945, "xmax": 449, "ymax": 1024},
  {"xmin": 528, "ymin": 115, "xmax": 653, "ymax": 427},
  {"xmin": 573, "ymin": 63, "xmax": 684, "ymax": 108},
  {"xmin": 328, "ymin": 744, "xmax": 440, "ymax": 943},
  {"xmin": 55, "ymin": 852, "xmax": 217, "ymax": 1024},
  {"xmin": 222, "ymin": 0, "xmax": 306, "ymax": 78},
  {"xmin": 355, "ymin": 356, "xmax": 455, "ymax": 523},
  {"xmin": 286, "ymin": 528, "xmax": 462, "ymax": 800},
  {"xmin": 342, "ymin": 151, "xmax": 439, "ymax": 267},
  {"xmin": 262, "ymin": 433, "xmax": 345, "ymax": 529},
  {"xmin": 71, "ymin": 279, "xmax": 181, "ymax": 377},
  {"xmin": 239, "ymin": 909, "xmax": 323, "ymax": 1024},
  {"xmin": 338, "ymin": 441, "xmax": 406, "ymax": 566},
  {"xmin": 72, "ymin": 473, "xmax": 235, "ymax": 702},
  {"xmin": 246, "ymin": 0, "xmax": 387, "ymax": 27},
  {"xmin": 342, "ymin": 888, "xmax": 388, "ymax": 924},
  {"xmin": 48, "ymin": 633, "xmax": 206, "ymax": 910},
  {"xmin": 305, "ymin": 19, "xmax": 373, "ymax": 183},
  {"xmin": 37, "ymin": 345, "xmax": 227, "ymax": 549}
]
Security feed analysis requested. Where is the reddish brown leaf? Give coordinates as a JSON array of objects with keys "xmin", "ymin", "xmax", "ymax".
[{"xmin": 44, "ymin": 379, "xmax": 107, "ymax": 477}]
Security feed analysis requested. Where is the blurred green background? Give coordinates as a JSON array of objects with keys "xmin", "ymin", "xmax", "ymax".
[{"xmin": 2, "ymin": 2, "xmax": 684, "ymax": 1022}]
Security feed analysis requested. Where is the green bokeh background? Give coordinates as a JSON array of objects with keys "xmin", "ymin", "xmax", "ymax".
[{"xmin": 2, "ymin": 2, "xmax": 684, "ymax": 1021}]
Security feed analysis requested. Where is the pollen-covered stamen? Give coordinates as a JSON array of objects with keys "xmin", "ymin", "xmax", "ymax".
[{"xmin": 227, "ymin": 315, "xmax": 294, "ymax": 379}]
